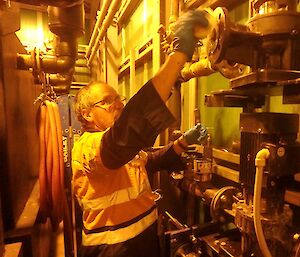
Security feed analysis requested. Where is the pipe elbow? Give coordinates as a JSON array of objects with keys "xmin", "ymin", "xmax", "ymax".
[
  {"xmin": 41, "ymin": 55, "xmax": 75, "ymax": 73},
  {"xmin": 49, "ymin": 73, "xmax": 73, "ymax": 85},
  {"xmin": 55, "ymin": 56, "xmax": 76, "ymax": 72},
  {"xmin": 255, "ymin": 148, "xmax": 270, "ymax": 167},
  {"xmin": 180, "ymin": 59, "xmax": 215, "ymax": 81}
]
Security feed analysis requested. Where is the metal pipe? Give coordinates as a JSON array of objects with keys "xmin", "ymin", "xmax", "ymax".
[
  {"xmin": 171, "ymin": 0, "xmax": 179, "ymax": 19},
  {"xmin": 87, "ymin": 0, "xmax": 122, "ymax": 66},
  {"xmin": 49, "ymin": 73, "xmax": 73, "ymax": 84},
  {"xmin": 17, "ymin": 2, "xmax": 84, "ymax": 95},
  {"xmin": 180, "ymin": 58, "xmax": 215, "ymax": 81},
  {"xmin": 49, "ymin": 72, "xmax": 74, "ymax": 95},
  {"xmin": 86, "ymin": 0, "xmax": 111, "ymax": 58},
  {"xmin": 17, "ymin": 53, "xmax": 76, "ymax": 73}
]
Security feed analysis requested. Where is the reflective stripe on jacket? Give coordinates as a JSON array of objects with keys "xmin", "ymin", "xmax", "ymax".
[{"xmin": 72, "ymin": 131, "xmax": 157, "ymax": 245}]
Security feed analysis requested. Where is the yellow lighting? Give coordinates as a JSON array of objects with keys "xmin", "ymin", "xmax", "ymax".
[
  {"xmin": 143, "ymin": 0, "xmax": 148, "ymax": 23},
  {"xmin": 16, "ymin": 11, "xmax": 48, "ymax": 51}
]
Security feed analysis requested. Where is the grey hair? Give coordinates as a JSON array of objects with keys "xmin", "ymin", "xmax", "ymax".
[{"xmin": 73, "ymin": 81, "xmax": 107, "ymax": 128}]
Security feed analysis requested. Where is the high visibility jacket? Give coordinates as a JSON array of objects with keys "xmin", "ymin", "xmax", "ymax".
[
  {"xmin": 72, "ymin": 80, "xmax": 184, "ymax": 246},
  {"xmin": 72, "ymin": 131, "xmax": 157, "ymax": 246}
]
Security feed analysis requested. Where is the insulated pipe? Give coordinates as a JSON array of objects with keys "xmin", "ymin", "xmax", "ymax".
[
  {"xmin": 86, "ymin": 0, "xmax": 111, "ymax": 58},
  {"xmin": 87, "ymin": 0, "xmax": 122, "ymax": 65},
  {"xmin": 254, "ymin": 148, "xmax": 271, "ymax": 257}
]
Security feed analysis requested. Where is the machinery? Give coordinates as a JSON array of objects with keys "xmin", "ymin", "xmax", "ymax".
[{"xmin": 161, "ymin": 1, "xmax": 300, "ymax": 256}]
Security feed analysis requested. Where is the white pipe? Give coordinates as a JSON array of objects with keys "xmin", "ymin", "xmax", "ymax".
[
  {"xmin": 254, "ymin": 148, "xmax": 271, "ymax": 257},
  {"xmin": 88, "ymin": 0, "xmax": 122, "ymax": 65},
  {"xmin": 86, "ymin": 0, "xmax": 111, "ymax": 58}
]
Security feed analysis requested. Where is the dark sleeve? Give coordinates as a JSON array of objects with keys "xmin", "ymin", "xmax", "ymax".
[
  {"xmin": 100, "ymin": 80, "xmax": 176, "ymax": 169},
  {"xmin": 145, "ymin": 143, "xmax": 186, "ymax": 174}
]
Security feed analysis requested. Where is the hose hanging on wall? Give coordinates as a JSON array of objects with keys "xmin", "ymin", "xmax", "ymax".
[{"xmin": 38, "ymin": 98, "xmax": 66, "ymax": 231}]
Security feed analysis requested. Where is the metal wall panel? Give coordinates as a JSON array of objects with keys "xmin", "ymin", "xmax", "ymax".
[{"xmin": 0, "ymin": 9, "xmax": 40, "ymax": 230}]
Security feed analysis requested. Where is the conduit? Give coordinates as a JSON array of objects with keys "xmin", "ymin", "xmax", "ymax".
[
  {"xmin": 86, "ymin": 0, "xmax": 111, "ymax": 58},
  {"xmin": 254, "ymin": 148, "xmax": 271, "ymax": 257},
  {"xmin": 87, "ymin": 0, "xmax": 122, "ymax": 65},
  {"xmin": 38, "ymin": 100, "xmax": 65, "ymax": 231}
]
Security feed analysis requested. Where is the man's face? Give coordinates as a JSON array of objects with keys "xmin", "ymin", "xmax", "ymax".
[{"xmin": 86, "ymin": 84, "xmax": 125, "ymax": 131}]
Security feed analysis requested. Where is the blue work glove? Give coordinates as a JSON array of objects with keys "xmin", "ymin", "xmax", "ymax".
[
  {"xmin": 183, "ymin": 123, "xmax": 208, "ymax": 145},
  {"xmin": 173, "ymin": 10, "xmax": 209, "ymax": 61}
]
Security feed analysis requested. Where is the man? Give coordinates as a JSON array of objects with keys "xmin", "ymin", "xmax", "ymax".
[{"xmin": 72, "ymin": 10, "xmax": 211, "ymax": 257}]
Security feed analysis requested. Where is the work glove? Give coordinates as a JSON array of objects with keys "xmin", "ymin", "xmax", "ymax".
[
  {"xmin": 183, "ymin": 123, "xmax": 208, "ymax": 145},
  {"xmin": 173, "ymin": 10, "xmax": 209, "ymax": 61}
]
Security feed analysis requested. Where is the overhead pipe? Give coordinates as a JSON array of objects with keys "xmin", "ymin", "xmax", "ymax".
[
  {"xmin": 86, "ymin": 0, "xmax": 111, "ymax": 58},
  {"xmin": 87, "ymin": 0, "xmax": 123, "ymax": 66},
  {"xmin": 17, "ymin": 1, "xmax": 84, "ymax": 94}
]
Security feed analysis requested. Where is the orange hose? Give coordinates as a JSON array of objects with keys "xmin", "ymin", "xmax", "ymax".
[
  {"xmin": 38, "ymin": 104, "xmax": 48, "ymax": 220},
  {"xmin": 39, "ymin": 99, "xmax": 70, "ymax": 233},
  {"xmin": 45, "ymin": 105, "xmax": 53, "ymax": 207},
  {"xmin": 52, "ymin": 102, "xmax": 65, "ymax": 190},
  {"xmin": 45, "ymin": 100, "xmax": 62, "ymax": 230}
]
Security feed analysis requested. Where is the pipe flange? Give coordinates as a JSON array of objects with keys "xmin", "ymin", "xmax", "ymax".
[
  {"xmin": 207, "ymin": 7, "xmax": 230, "ymax": 65},
  {"xmin": 213, "ymin": 59, "xmax": 247, "ymax": 79},
  {"xmin": 210, "ymin": 186, "xmax": 240, "ymax": 222}
]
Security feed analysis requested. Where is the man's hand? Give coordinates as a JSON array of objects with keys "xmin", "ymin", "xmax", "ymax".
[
  {"xmin": 173, "ymin": 10, "xmax": 209, "ymax": 61},
  {"xmin": 183, "ymin": 123, "xmax": 208, "ymax": 145}
]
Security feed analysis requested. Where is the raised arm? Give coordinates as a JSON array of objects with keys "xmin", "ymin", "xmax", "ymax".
[{"xmin": 152, "ymin": 9, "xmax": 210, "ymax": 102}]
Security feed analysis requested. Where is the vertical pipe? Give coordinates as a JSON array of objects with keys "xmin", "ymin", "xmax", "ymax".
[
  {"xmin": 171, "ymin": 0, "xmax": 179, "ymax": 18},
  {"xmin": 129, "ymin": 48, "xmax": 136, "ymax": 96},
  {"xmin": 167, "ymin": 0, "xmax": 181, "ymax": 136}
]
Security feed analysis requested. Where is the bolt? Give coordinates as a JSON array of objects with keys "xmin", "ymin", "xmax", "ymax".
[
  {"xmin": 291, "ymin": 29, "xmax": 298, "ymax": 36},
  {"xmin": 277, "ymin": 147, "xmax": 285, "ymax": 157},
  {"xmin": 220, "ymin": 195, "xmax": 227, "ymax": 203},
  {"xmin": 190, "ymin": 235, "xmax": 197, "ymax": 244},
  {"xmin": 270, "ymin": 181, "xmax": 276, "ymax": 187},
  {"xmin": 220, "ymin": 242, "xmax": 226, "ymax": 246},
  {"xmin": 170, "ymin": 238, "xmax": 177, "ymax": 244},
  {"xmin": 236, "ymin": 192, "xmax": 243, "ymax": 200},
  {"xmin": 293, "ymin": 233, "xmax": 300, "ymax": 241},
  {"xmin": 214, "ymin": 240, "xmax": 220, "ymax": 245}
]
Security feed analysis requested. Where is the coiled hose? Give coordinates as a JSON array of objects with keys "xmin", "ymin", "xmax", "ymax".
[{"xmin": 38, "ymin": 100, "xmax": 69, "ymax": 232}]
